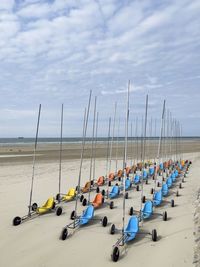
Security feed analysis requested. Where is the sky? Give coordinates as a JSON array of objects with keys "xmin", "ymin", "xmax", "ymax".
[{"xmin": 0, "ymin": 0, "xmax": 199, "ymax": 137}]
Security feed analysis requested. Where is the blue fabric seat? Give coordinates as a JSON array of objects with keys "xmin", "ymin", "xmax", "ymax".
[
  {"xmin": 142, "ymin": 200, "xmax": 153, "ymax": 219},
  {"xmin": 162, "ymin": 183, "xmax": 169, "ymax": 196},
  {"xmin": 153, "ymin": 190, "xmax": 162, "ymax": 206},
  {"xmin": 143, "ymin": 170, "xmax": 148, "ymax": 180},
  {"xmin": 80, "ymin": 205, "xmax": 94, "ymax": 225},
  {"xmin": 133, "ymin": 174, "xmax": 140, "ymax": 184},
  {"xmin": 171, "ymin": 172, "xmax": 176, "ymax": 182},
  {"xmin": 125, "ymin": 178, "xmax": 131, "ymax": 190},
  {"xmin": 124, "ymin": 216, "xmax": 139, "ymax": 242},
  {"xmin": 175, "ymin": 170, "xmax": 179, "ymax": 178},
  {"xmin": 109, "ymin": 185, "xmax": 119, "ymax": 199},
  {"xmin": 160, "ymin": 163, "xmax": 164, "ymax": 170},
  {"xmin": 166, "ymin": 177, "xmax": 172, "ymax": 188}
]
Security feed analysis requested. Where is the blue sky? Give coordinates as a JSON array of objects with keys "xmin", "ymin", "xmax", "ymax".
[{"xmin": 0, "ymin": 0, "xmax": 199, "ymax": 137}]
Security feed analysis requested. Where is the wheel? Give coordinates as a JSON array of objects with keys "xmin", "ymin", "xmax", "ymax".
[
  {"xmin": 101, "ymin": 189, "xmax": 105, "ymax": 196},
  {"xmin": 182, "ymin": 178, "xmax": 184, "ymax": 183},
  {"xmin": 162, "ymin": 177, "xmax": 165, "ymax": 182},
  {"xmin": 75, "ymin": 185, "xmax": 79, "ymax": 191},
  {"xmin": 80, "ymin": 195, "xmax": 84, "ymax": 202},
  {"xmin": 142, "ymin": 196, "xmax": 146, "ymax": 203},
  {"xmin": 96, "ymin": 187, "xmax": 100, "ymax": 193},
  {"xmin": 184, "ymin": 173, "xmax": 187, "ymax": 178},
  {"xmin": 31, "ymin": 203, "xmax": 38, "ymax": 211},
  {"xmin": 157, "ymin": 182, "xmax": 160, "ymax": 187},
  {"xmin": 118, "ymin": 177, "xmax": 121, "ymax": 181},
  {"xmin": 163, "ymin": 211, "xmax": 167, "ymax": 221},
  {"xmin": 145, "ymin": 179, "xmax": 148, "ymax": 184},
  {"xmin": 179, "ymin": 183, "xmax": 182, "ymax": 189},
  {"xmin": 110, "ymin": 224, "xmax": 115, "ymax": 234},
  {"xmin": 125, "ymin": 192, "xmax": 128, "ymax": 199},
  {"xmin": 112, "ymin": 246, "xmax": 120, "ymax": 262},
  {"xmin": 171, "ymin": 199, "xmax": 175, "ymax": 207},
  {"xmin": 110, "ymin": 201, "xmax": 114, "ymax": 209},
  {"xmin": 108, "ymin": 181, "xmax": 111, "ymax": 186},
  {"xmin": 56, "ymin": 193, "xmax": 60, "ymax": 201},
  {"xmin": 129, "ymin": 207, "xmax": 133, "ymax": 215},
  {"xmin": 56, "ymin": 206, "xmax": 62, "ymax": 216},
  {"xmin": 152, "ymin": 229, "xmax": 157, "ymax": 242},
  {"xmin": 91, "ymin": 180, "xmax": 94, "ymax": 186},
  {"xmin": 61, "ymin": 228, "xmax": 68, "ymax": 240},
  {"xmin": 176, "ymin": 190, "xmax": 179, "ymax": 197},
  {"xmin": 136, "ymin": 185, "xmax": 140, "ymax": 191},
  {"xmin": 52, "ymin": 201, "xmax": 56, "ymax": 209},
  {"xmin": 102, "ymin": 197, "xmax": 104, "ymax": 204},
  {"xmin": 70, "ymin": 210, "xmax": 76, "ymax": 220},
  {"xmin": 82, "ymin": 198, "xmax": 87, "ymax": 206},
  {"xmin": 102, "ymin": 216, "xmax": 108, "ymax": 227},
  {"xmin": 13, "ymin": 216, "xmax": 22, "ymax": 226},
  {"xmin": 150, "ymin": 188, "xmax": 154, "ymax": 194}
]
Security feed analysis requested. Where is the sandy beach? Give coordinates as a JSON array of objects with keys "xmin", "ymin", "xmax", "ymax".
[{"xmin": 0, "ymin": 140, "xmax": 199, "ymax": 267}]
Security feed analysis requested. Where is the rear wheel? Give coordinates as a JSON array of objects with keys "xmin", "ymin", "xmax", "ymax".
[
  {"xmin": 171, "ymin": 199, "xmax": 175, "ymax": 207},
  {"xmin": 56, "ymin": 193, "xmax": 61, "ymax": 202},
  {"xmin": 56, "ymin": 206, "xmax": 62, "ymax": 216},
  {"xmin": 176, "ymin": 190, "xmax": 179, "ymax": 197},
  {"xmin": 110, "ymin": 201, "xmax": 114, "ymax": 209},
  {"xmin": 163, "ymin": 211, "xmax": 167, "ymax": 221},
  {"xmin": 32, "ymin": 203, "xmax": 38, "ymax": 211},
  {"xmin": 96, "ymin": 187, "xmax": 100, "ymax": 193},
  {"xmin": 142, "ymin": 196, "xmax": 146, "ymax": 203},
  {"xmin": 61, "ymin": 228, "xmax": 68, "ymax": 240},
  {"xmin": 112, "ymin": 246, "xmax": 120, "ymax": 262},
  {"xmin": 136, "ymin": 185, "xmax": 140, "ymax": 191},
  {"xmin": 82, "ymin": 198, "xmax": 87, "ymax": 206},
  {"xmin": 80, "ymin": 195, "xmax": 84, "ymax": 202},
  {"xmin": 13, "ymin": 216, "xmax": 22, "ymax": 226},
  {"xmin": 102, "ymin": 216, "xmax": 108, "ymax": 227},
  {"xmin": 125, "ymin": 192, "xmax": 128, "ymax": 199},
  {"xmin": 152, "ymin": 229, "xmax": 157, "ymax": 242},
  {"xmin": 101, "ymin": 189, "xmax": 105, "ymax": 196},
  {"xmin": 118, "ymin": 177, "xmax": 121, "ymax": 181},
  {"xmin": 157, "ymin": 182, "xmax": 160, "ymax": 187},
  {"xmin": 108, "ymin": 181, "xmax": 111, "ymax": 186},
  {"xmin": 150, "ymin": 188, "xmax": 154, "ymax": 194},
  {"xmin": 129, "ymin": 207, "xmax": 133, "ymax": 215},
  {"xmin": 182, "ymin": 178, "xmax": 184, "ymax": 183},
  {"xmin": 145, "ymin": 179, "xmax": 148, "ymax": 184},
  {"xmin": 179, "ymin": 183, "xmax": 182, "ymax": 189},
  {"xmin": 110, "ymin": 224, "xmax": 115, "ymax": 234},
  {"xmin": 70, "ymin": 210, "xmax": 76, "ymax": 220}
]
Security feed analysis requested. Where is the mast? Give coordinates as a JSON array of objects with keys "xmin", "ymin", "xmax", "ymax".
[
  {"xmin": 88, "ymin": 96, "xmax": 97, "ymax": 203},
  {"xmin": 109, "ymin": 102, "xmax": 117, "ymax": 175},
  {"xmin": 115, "ymin": 117, "xmax": 120, "ymax": 174},
  {"xmin": 122, "ymin": 80, "xmax": 130, "ymax": 244},
  {"xmin": 58, "ymin": 103, "xmax": 64, "ymax": 202},
  {"xmin": 92, "ymin": 111, "xmax": 99, "ymax": 182},
  {"xmin": 105, "ymin": 117, "xmax": 111, "ymax": 180},
  {"xmin": 28, "ymin": 104, "xmax": 41, "ymax": 216}
]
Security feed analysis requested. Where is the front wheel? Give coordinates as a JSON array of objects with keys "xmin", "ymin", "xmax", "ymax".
[
  {"xmin": 56, "ymin": 206, "xmax": 62, "ymax": 216},
  {"xmin": 13, "ymin": 216, "xmax": 22, "ymax": 226},
  {"xmin": 70, "ymin": 210, "xmax": 76, "ymax": 220},
  {"xmin": 152, "ymin": 229, "xmax": 157, "ymax": 242},
  {"xmin": 102, "ymin": 216, "xmax": 108, "ymax": 227},
  {"xmin": 61, "ymin": 228, "xmax": 68, "ymax": 240},
  {"xmin": 110, "ymin": 201, "xmax": 114, "ymax": 209},
  {"xmin": 32, "ymin": 203, "xmax": 38, "ymax": 211},
  {"xmin": 112, "ymin": 246, "xmax": 120, "ymax": 262},
  {"xmin": 129, "ymin": 207, "xmax": 133, "ymax": 216},
  {"xmin": 163, "ymin": 211, "xmax": 167, "ymax": 221},
  {"xmin": 110, "ymin": 224, "xmax": 115, "ymax": 234},
  {"xmin": 171, "ymin": 199, "xmax": 175, "ymax": 207},
  {"xmin": 82, "ymin": 198, "xmax": 87, "ymax": 206}
]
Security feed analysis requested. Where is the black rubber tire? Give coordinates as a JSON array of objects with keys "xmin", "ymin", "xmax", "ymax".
[
  {"xmin": 152, "ymin": 229, "xmax": 157, "ymax": 242},
  {"xmin": 142, "ymin": 196, "xmax": 146, "ymax": 203},
  {"xmin": 108, "ymin": 181, "xmax": 111, "ymax": 186},
  {"xmin": 102, "ymin": 197, "xmax": 104, "ymax": 204},
  {"xmin": 129, "ymin": 207, "xmax": 133, "ymax": 216},
  {"xmin": 61, "ymin": 228, "xmax": 68, "ymax": 240},
  {"xmin": 75, "ymin": 185, "xmax": 79, "ymax": 191},
  {"xmin": 184, "ymin": 173, "xmax": 186, "ymax": 178},
  {"xmin": 31, "ymin": 202, "xmax": 38, "ymax": 211},
  {"xmin": 13, "ymin": 216, "xmax": 22, "ymax": 226},
  {"xmin": 70, "ymin": 210, "xmax": 76, "ymax": 220},
  {"xmin": 115, "ymin": 183, "xmax": 119, "ymax": 186},
  {"xmin": 150, "ymin": 188, "xmax": 154, "ymax": 194},
  {"xmin": 163, "ymin": 211, "xmax": 167, "ymax": 221},
  {"xmin": 91, "ymin": 180, "xmax": 94, "ymax": 186},
  {"xmin": 171, "ymin": 199, "xmax": 175, "ymax": 207},
  {"xmin": 56, "ymin": 193, "xmax": 60, "ymax": 201},
  {"xmin": 110, "ymin": 201, "xmax": 114, "ymax": 209},
  {"xmin": 136, "ymin": 185, "xmax": 140, "ymax": 191},
  {"xmin": 82, "ymin": 198, "xmax": 87, "ymax": 206},
  {"xmin": 96, "ymin": 187, "xmax": 100, "ymax": 193},
  {"xmin": 110, "ymin": 224, "xmax": 115, "ymax": 235},
  {"xmin": 102, "ymin": 216, "xmax": 108, "ymax": 227},
  {"xmin": 118, "ymin": 177, "xmax": 121, "ymax": 181},
  {"xmin": 162, "ymin": 177, "xmax": 165, "ymax": 182},
  {"xmin": 80, "ymin": 195, "xmax": 84, "ymax": 202},
  {"xmin": 182, "ymin": 178, "xmax": 184, "ymax": 183},
  {"xmin": 112, "ymin": 246, "xmax": 120, "ymax": 262},
  {"xmin": 179, "ymin": 183, "xmax": 182, "ymax": 189},
  {"xmin": 176, "ymin": 190, "xmax": 179, "ymax": 197},
  {"xmin": 157, "ymin": 182, "xmax": 160, "ymax": 187},
  {"xmin": 125, "ymin": 192, "xmax": 128, "ymax": 199},
  {"xmin": 56, "ymin": 206, "xmax": 62, "ymax": 216},
  {"xmin": 145, "ymin": 179, "xmax": 148, "ymax": 185},
  {"xmin": 102, "ymin": 189, "xmax": 105, "ymax": 196}
]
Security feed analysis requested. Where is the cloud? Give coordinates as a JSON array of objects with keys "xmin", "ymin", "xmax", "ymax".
[{"xmin": 0, "ymin": 0, "xmax": 199, "ymax": 136}]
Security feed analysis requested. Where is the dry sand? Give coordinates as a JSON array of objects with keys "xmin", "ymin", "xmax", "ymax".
[{"xmin": 0, "ymin": 143, "xmax": 200, "ymax": 267}]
